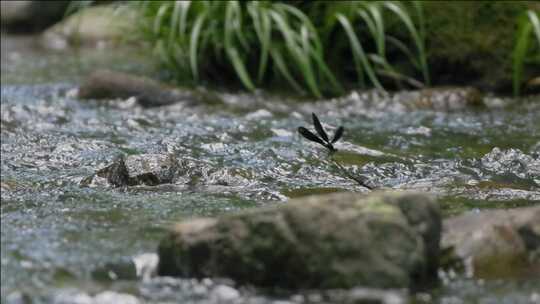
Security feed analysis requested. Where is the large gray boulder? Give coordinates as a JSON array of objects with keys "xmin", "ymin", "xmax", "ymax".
[
  {"xmin": 404, "ymin": 87, "xmax": 484, "ymax": 111},
  {"xmin": 442, "ymin": 206, "xmax": 540, "ymax": 278},
  {"xmin": 158, "ymin": 191, "xmax": 441, "ymax": 289}
]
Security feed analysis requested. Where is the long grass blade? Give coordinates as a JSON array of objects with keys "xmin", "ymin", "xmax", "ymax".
[
  {"xmin": 411, "ymin": 1, "xmax": 426, "ymax": 48},
  {"xmin": 357, "ymin": 9, "xmax": 378, "ymax": 50},
  {"xmin": 299, "ymin": 24, "xmax": 322, "ymax": 97},
  {"xmin": 189, "ymin": 12, "xmax": 207, "ymax": 80},
  {"xmin": 167, "ymin": 1, "xmax": 182, "ymax": 48},
  {"xmin": 224, "ymin": 2, "xmax": 255, "ymax": 90},
  {"xmin": 356, "ymin": 4, "xmax": 396, "ymax": 86},
  {"xmin": 383, "ymin": 2, "xmax": 430, "ymax": 85},
  {"xmin": 370, "ymin": 54, "xmax": 424, "ymax": 88},
  {"xmin": 178, "ymin": 1, "xmax": 191, "ymax": 44},
  {"xmin": 275, "ymin": 4, "xmax": 322, "ymax": 50},
  {"xmin": 278, "ymin": 2, "xmax": 342, "ymax": 93},
  {"xmin": 513, "ymin": 14, "xmax": 532, "ymax": 96},
  {"xmin": 310, "ymin": 48, "xmax": 344, "ymax": 93},
  {"xmin": 269, "ymin": 46, "xmax": 304, "ymax": 94},
  {"xmin": 367, "ymin": 3, "xmax": 385, "ymax": 56},
  {"xmin": 153, "ymin": 2, "xmax": 171, "ymax": 35},
  {"xmin": 276, "ymin": 3, "xmax": 339, "ymax": 95},
  {"xmin": 227, "ymin": 48, "xmax": 256, "ymax": 90},
  {"xmin": 337, "ymin": 14, "xmax": 382, "ymax": 90},
  {"xmin": 528, "ymin": 10, "xmax": 540, "ymax": 46},
  {"xmin": 270, "ymin": 10, "xmax": 321, "ymax": 97},
  {"xmin": 248, "ymin": 3, "xmax": 271, "ymax": 82},
  {"xmin": 386, "ymin": 35, "xmax": 420, "ymax": 68}
]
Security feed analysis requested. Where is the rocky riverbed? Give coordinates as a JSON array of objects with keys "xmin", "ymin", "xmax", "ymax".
[{"xmin": 1, "ymin": 33, "xmax": 540, "ymax": 304}]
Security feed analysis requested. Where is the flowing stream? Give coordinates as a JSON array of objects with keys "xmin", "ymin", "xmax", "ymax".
[{"xmin": 1, "ymin": 35, "xmax": 539, "ymax": 303}]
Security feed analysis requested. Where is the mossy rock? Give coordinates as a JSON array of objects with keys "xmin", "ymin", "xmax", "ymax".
[
  {"xmin": 442, "ymin": 206, "xmax": 540, "ymax": 279},
  {"xmin": 158, "ymin": 191, "xmax": 441, "ymax": 289},
  {"xmin": 40, "ymin": 5, "xmax": 137, "ymax": 50}
]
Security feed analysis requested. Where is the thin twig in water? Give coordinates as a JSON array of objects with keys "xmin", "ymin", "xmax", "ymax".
[{"xmin": 328, "ymin": 157, "xmax": 373, "ymax": 190}]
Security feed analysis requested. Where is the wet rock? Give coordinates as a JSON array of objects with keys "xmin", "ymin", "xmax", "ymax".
[
  {"xmin": 40, "ymin": 5, "xmax": 135, "ymax": 50},
  {"xmin": 158, "ymin": 191, "xmax": 441, "ymax": 289},
  {"xmin": 532, "ymin": 142, "xmax": 540, "ymax": 155},
  {"xmin": 392, "ymin": 194, "xmax": 442, "ymax": 279},
  {"xmin": 100, "ymin": 155, "xmax": 131, "ymax": 187},
  {"xmin": 525, "ymin": 77, "xmax": 540, "ymax": 94},
  {"xmin": 480, "ymin": 147, "xmax": 540, "ymax": 187},
  {"xmin": 5, "ymin": 291, "xmax": 31, "ymax": 304},
  {"xmin": 405, "ymin": 87, "xmax": 483, "ymax": 111},
  {"xmin": 324, "ymin": 287, "xmax": 407, "ymax": 304},
  {"xmin": 1, "ymin": 0, "xmax": 69, "ymax": 33},
  {"xmin": 52, "ymin": 290, "xmax": 93, "ymax": 304},
  {"xmin": 92, "ymin": 292, "xmax": 139, "ymax": 304},
  {"xmin": 124, "ymin": 154, "xmax": 179, "ymax": 185},
  {"xmin": 133, "ymin": 252, "xmax": 159, "ymax": 281},
  {"xmin": 92, "ymin": 258, "xmax": 137, "ymax": 282},
  {"xmin": 441, "ymin": 206, "xmax": 540, "ymax": 278},
  {"xmin": 91, "ymin": 253, "xmax": 159, "ymax": 282},
  {"xmin": 81, "ymin": 154, "xmax": 179, "ymax": 187},
  {"xmin": 210, "ymin": 285, "xmax": 240, "ymax": 302},
  {"xmin": 78, "ymin": 70, "xmax": 214, "ymax": 107},
  {"xmin": 80, "ymin": 155, "xmax": 129, "ymax": 187},
  {"xmin": 53, "ymin": 290, "xmax": 139, "ymax": 304}
]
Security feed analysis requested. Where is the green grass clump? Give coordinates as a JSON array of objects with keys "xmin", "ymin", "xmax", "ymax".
[
  {"xmin": 68, "ymin": 1, "xmax": 539, "ymax": 97},
  {"xmin": 134, "ymin": 1, "xmax": 429, "ymax": 97},
  {"xmin": 335, "ymin": 1, "xmax": 429, "ymax": 89},
  {"xmin": 136, "ymin": 1, "xmax": 343, "ymax": 97}
]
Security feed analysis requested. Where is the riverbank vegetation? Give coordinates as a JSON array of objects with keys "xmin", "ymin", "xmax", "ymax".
[{"xmin": 69, "ymin": 1, "xmax": 539, "ymax": 97}]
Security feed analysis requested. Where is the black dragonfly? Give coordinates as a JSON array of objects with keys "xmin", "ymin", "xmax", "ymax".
[
  {"xmin": 297, "ymin": 113, "xmax": 373, "ymax": 190},
  {"xmin": 298, "ymin": 113, "xmax": 344, "ymax": 153}
]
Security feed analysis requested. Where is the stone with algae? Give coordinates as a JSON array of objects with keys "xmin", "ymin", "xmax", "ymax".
[{"xmin": 158, "ymin": 191, "xmax": 441, "ymax": 289}]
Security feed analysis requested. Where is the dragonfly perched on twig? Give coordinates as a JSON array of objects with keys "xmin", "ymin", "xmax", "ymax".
[
  {"xmin": 298, "ymin": 113, "xmax": 343, "ymax": 153},
  {"xmin": 298, "ymin": 113, "xmax": 373, "ymax": 190}
]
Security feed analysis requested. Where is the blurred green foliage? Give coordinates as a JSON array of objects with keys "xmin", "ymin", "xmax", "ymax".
[{"xmin": 69, "ymin": 0, "xmax": 540, "ymax": 96}]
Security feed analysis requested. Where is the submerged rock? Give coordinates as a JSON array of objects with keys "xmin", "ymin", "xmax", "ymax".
[
  {"xmin": 158, "ymin": 191, "xmax": 441, "ymax": 289},
  {"xmin": 479, "ymin": 147, "xmax": 540, "ymax": 188},
  {"xmin": 405, "ymin": 87, "xmax": 483, "ymax": 110},
  {"xmin": 481, "ymin": 148, "xmax": 540, "ymax": 178},
  {"xmin": 525, "ymin": 77, "xmax": 540, "ymax": 94},
  {"xmin": 323, "ymin": 287, "xmax": 407, "ymax": 304},
  {"xmin": 53, "ymin": 290, "xmax": 139, "ymax": 304},
  {"xmin": 91, "ymin": 253, "xmax": 159, "ymax": 282},
  {"xmin": 81, "ymin": 154, "xmax": 180, "ymax": 187},
  {"xmin": 91, "ymin": 258, "xmax": 137, "ymax": 282},
  {"xmin": 442, "ymin": 206, "xmax": 540, "ymax": 279},
  {"xmin": 78, "ymin": 70, "xmax": 222, "ymax": 107}
]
